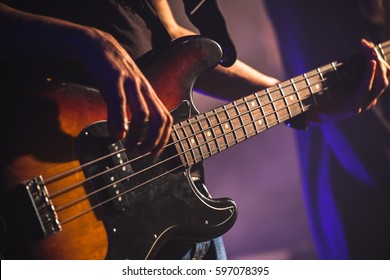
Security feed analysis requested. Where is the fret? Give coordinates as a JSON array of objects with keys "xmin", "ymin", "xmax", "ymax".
[
  {"xmin": 189, "ymin": 120, "xmax": 208, "ymax": 160},
  {"xmin": 382, "ymin": 42, "xmax": 390, "ymax": 61},
  {"xmin": 188, "ymin": 117, "xmax": 208, "ymax": 160},
  {"xmin": 316, "ymin": 67, "xmax": 330, "ymax": 100},
  {"xmin": 243, "ymin": 97, "xmax": 257, "ymax": 135},
  {"xmin": 307, "ymin": 70, "xmax": 324, "ymax": 94},
  {"xmin": 179, "ymin": 121, "xmax": 200, "ymax": 164},
  {"xmin": 290, "ymin": 78, "xmax": 305, "ymax": 113},
  {"xmin": 204, "ymin": 112, "xmax": 220, "ymax": 154},
  {"xmin": 258, "ymin": 92, "xmax": 273, "ymax": 123},
  {"xmin": 278, "ymin": 84, "xmax": 292, "ymax": 118},
  {"xmin": 254, "ymin": 92, "xmax": 269, "ymax": 129},
  {"xmin": 272, "ymin": 85, "xmax": 290, "ymax": 122},
  {"xmin": 318, "ymin": 63, "xmax": 338, "ymax": 97},
  {"xmin": 213, "ymin": 108, "xmax": 229, "ymax": 151},
  {"xmin": 197, "ymin": 114, "xmax": 215, "ymax": 157},
  {"xmin": 238, "ymin": 99, "xmax": 256, "ymax": 136},
  {"xmin": 266, "ymin": 88, "xmax": 281, "ymax": 124},
  {"xmin": 331, "ymin": 61, "xmax": 345, "ymax": 94},
  {"xmin": 230, "ymin": 102, "xmax": 244, "ymax": 141},
  {"xmin": 249, "ymin": 93, "xmax": 266, "ymax": 133},
  {"xmin": 377, "ymin": 43, "xmax": 387, "ymax": 62},
  {"xmin": 279, "ymin": 80, "xmax": 302, "ymax": 117},
  {"xmin": 294, "ymin": 75, "xmax": 313, "ymax": 109},
  {"xmin": 307, "ymin": 68, "xmax": 331, "ymax": 107},
  {"xmin": 303, "ymin": 73, "xmax": 317, "ymax": 106},
  {"xmin": 172, "ymin": 125, "xmax": 191, "ymax": 167},
  {"xmin": 233, "ymin": 101, "xmax": 248, "ymax": 141},
  {"xmin": 223, "ymin": 104, "xmax": 239, "ymax": 146}
]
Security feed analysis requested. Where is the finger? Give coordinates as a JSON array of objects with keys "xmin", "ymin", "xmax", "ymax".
[
  {"xmin": 361, "ymin": 38, "xmax": 375, "ymax": 49},
  {"xmin": 374, "ymin": 50, "xmax": 390, "ymax": 92},
  {"xmin": 366, "ymin": 98, "xmax": 378, "ymax": 111},
  {"xmin": 357, "ymin": 59, "xmax": 376, "ymax": 112},
  {"xmin": 138, "ymin": 87, "xmax": 173, "ymax": 157},
  {"xmin": 353, "ymin": 60, "xmax": 376, "ymax": 113},
  {"xmin": 150, "ymin": 113, "xmax": 173, "ymax": 158},
  {"xmin": 369, "ymin": 57, "xmax": 389, "ymax": 102},
  {"xmin": 124, "ymin": 78, "xmax": 150, "ymax": 152},
  {"xmin": 360, "ymin": 39, "xmax": 390, "ymax": 110},
  {"xmin": 141, "ymin": 105, "xmax": 173, "ymax": 158},
  {"xmin": 104, "ymin": 77, "xmax": 129, "ymax": 140}
]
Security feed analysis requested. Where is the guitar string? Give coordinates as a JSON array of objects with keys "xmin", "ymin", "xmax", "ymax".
[
  {"xmin": 59, "ymin": 101, "xmax": 317, "ymax": 225},
  {"xmin": 56, "ymin": 75, "xmax": 337, "ymax": 219},
  {"xmin": 47, "ymin": 58, "xmax": 344, "ymax": 190},
  {"xmin": 55, "ymin": 81, "xmax": 326, "ymax": 213},
  {"xmin": 57, "ymin": 42, "xmax": 390, "ymax": 224},
  {"xmin": 49, "ymin": 67, "xmax": 334, "ymax": 200},
  {"xmin": 45, "ymin": 41, "xmax": 390, "ymax": 188},
  {"xmin": 50, "ymin": 43, "xmax": 390, "ymax": 215},
  {"xmin": 45, "ymin": 40, "xmax": 390, "ymax": 189},
  {"xmin": 54, "ymin": 87, "xmax": 323, "ymax": 213},
  {"xmin": 50, "ymin": 52, "xmax": 371, "ymax": 205}
]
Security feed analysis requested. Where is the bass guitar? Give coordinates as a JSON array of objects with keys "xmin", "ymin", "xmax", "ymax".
[{"xmin": 0, "ymin": 35, "xmax": 388, "ymax": 259}]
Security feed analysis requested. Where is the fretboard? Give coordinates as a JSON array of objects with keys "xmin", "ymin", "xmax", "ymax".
[{"xmin": 172, "ymin": 41, "xmax": 390, "ymax": 167}]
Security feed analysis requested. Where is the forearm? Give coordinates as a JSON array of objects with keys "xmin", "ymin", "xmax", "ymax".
[
  {"xmin": 151, "ymin": 0, "xmax": 279, "ymax": 100},
  {"xmin": 195, "ymin": 61, "xmax": 279, "ymax": 100}
]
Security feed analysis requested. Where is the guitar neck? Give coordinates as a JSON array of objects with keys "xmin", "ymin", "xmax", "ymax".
[{"xmin": 172, "ymin": 41, "xmax": 390, "ymax": 167}]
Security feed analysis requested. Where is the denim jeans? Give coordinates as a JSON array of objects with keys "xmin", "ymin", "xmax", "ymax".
[{"xmin": 181, "ymin": 237, "xmax": 227, "ymax": 260}]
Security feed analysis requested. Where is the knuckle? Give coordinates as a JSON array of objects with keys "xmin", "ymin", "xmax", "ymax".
[
  {"xmin": 159, "ymin": 111, "xmax": 173, "ymax": 127},
  {"xmin": 166, "ymin": 114, "xmax": 173, "ymax": 126},
  {"xmin": 383, "ymin": 79, "xmax": 389, "ymax": 89},
  {"xmin": 136, "ymin": 108, "xmax": 149, "ymax": 122}
]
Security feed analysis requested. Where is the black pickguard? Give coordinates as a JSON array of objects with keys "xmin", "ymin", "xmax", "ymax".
[{"xmin": 77, "ymin": 101, "xmax": 237, "ymax": 259}]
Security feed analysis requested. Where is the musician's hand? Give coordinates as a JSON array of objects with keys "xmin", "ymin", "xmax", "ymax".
[
  {"xmin": 357, "ymin": 39, "xmax": 390, "ymax": 112},
  {"xmin": 307, "ymin": 38, "xmax": 389, "ymax": 125},
  {"xmin": 1, "ymin": 1, "xmax": 172, "ymax": 158},
  {"xmin": 82, "ymin": 28, "xmax": 173, "ymax": 157}
]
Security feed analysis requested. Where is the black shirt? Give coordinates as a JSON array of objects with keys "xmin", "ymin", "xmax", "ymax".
[{"xmin": 2, "ymin": 0, "xmax": 172, "ymax": 60}]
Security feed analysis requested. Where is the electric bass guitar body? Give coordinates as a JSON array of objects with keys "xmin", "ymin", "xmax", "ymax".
[
  {"xmin": 2, "ymin": 35, "xmax": 389, "ymax": 259},
  {"xmin": 0, "ymin": 36, "xmax": 237, "ymax": 259}
]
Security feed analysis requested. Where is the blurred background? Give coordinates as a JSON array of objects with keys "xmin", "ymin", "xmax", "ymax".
[{"xmin": 168, "ymin": 0, "xmax": 318, "ymax": 260}]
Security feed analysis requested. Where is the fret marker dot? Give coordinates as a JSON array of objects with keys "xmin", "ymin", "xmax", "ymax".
[
  {"xmin": 315, "ymin": 84, "xmax": 320, "ymax": 90},
  {"xmin": 259, "ymin": 120, "xmax": 263, "ymax": 125},
  {"xmin": 191, "ymin": 138, "xmax": 195, "ymax": 144},
  {"xmin": 289, "ymin": 96, "xmax": 294, "ymax": 101},
  {"xmin": 251, "ymin": 101, "xmax": 256, "ymax": 107},
  {"xmin": 224, "ymin": 123, "xmax": 229, "ymax": 129},
  {"xmin": 207, "ymin": 131, "xmax": 211, "ymax": 137}
]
